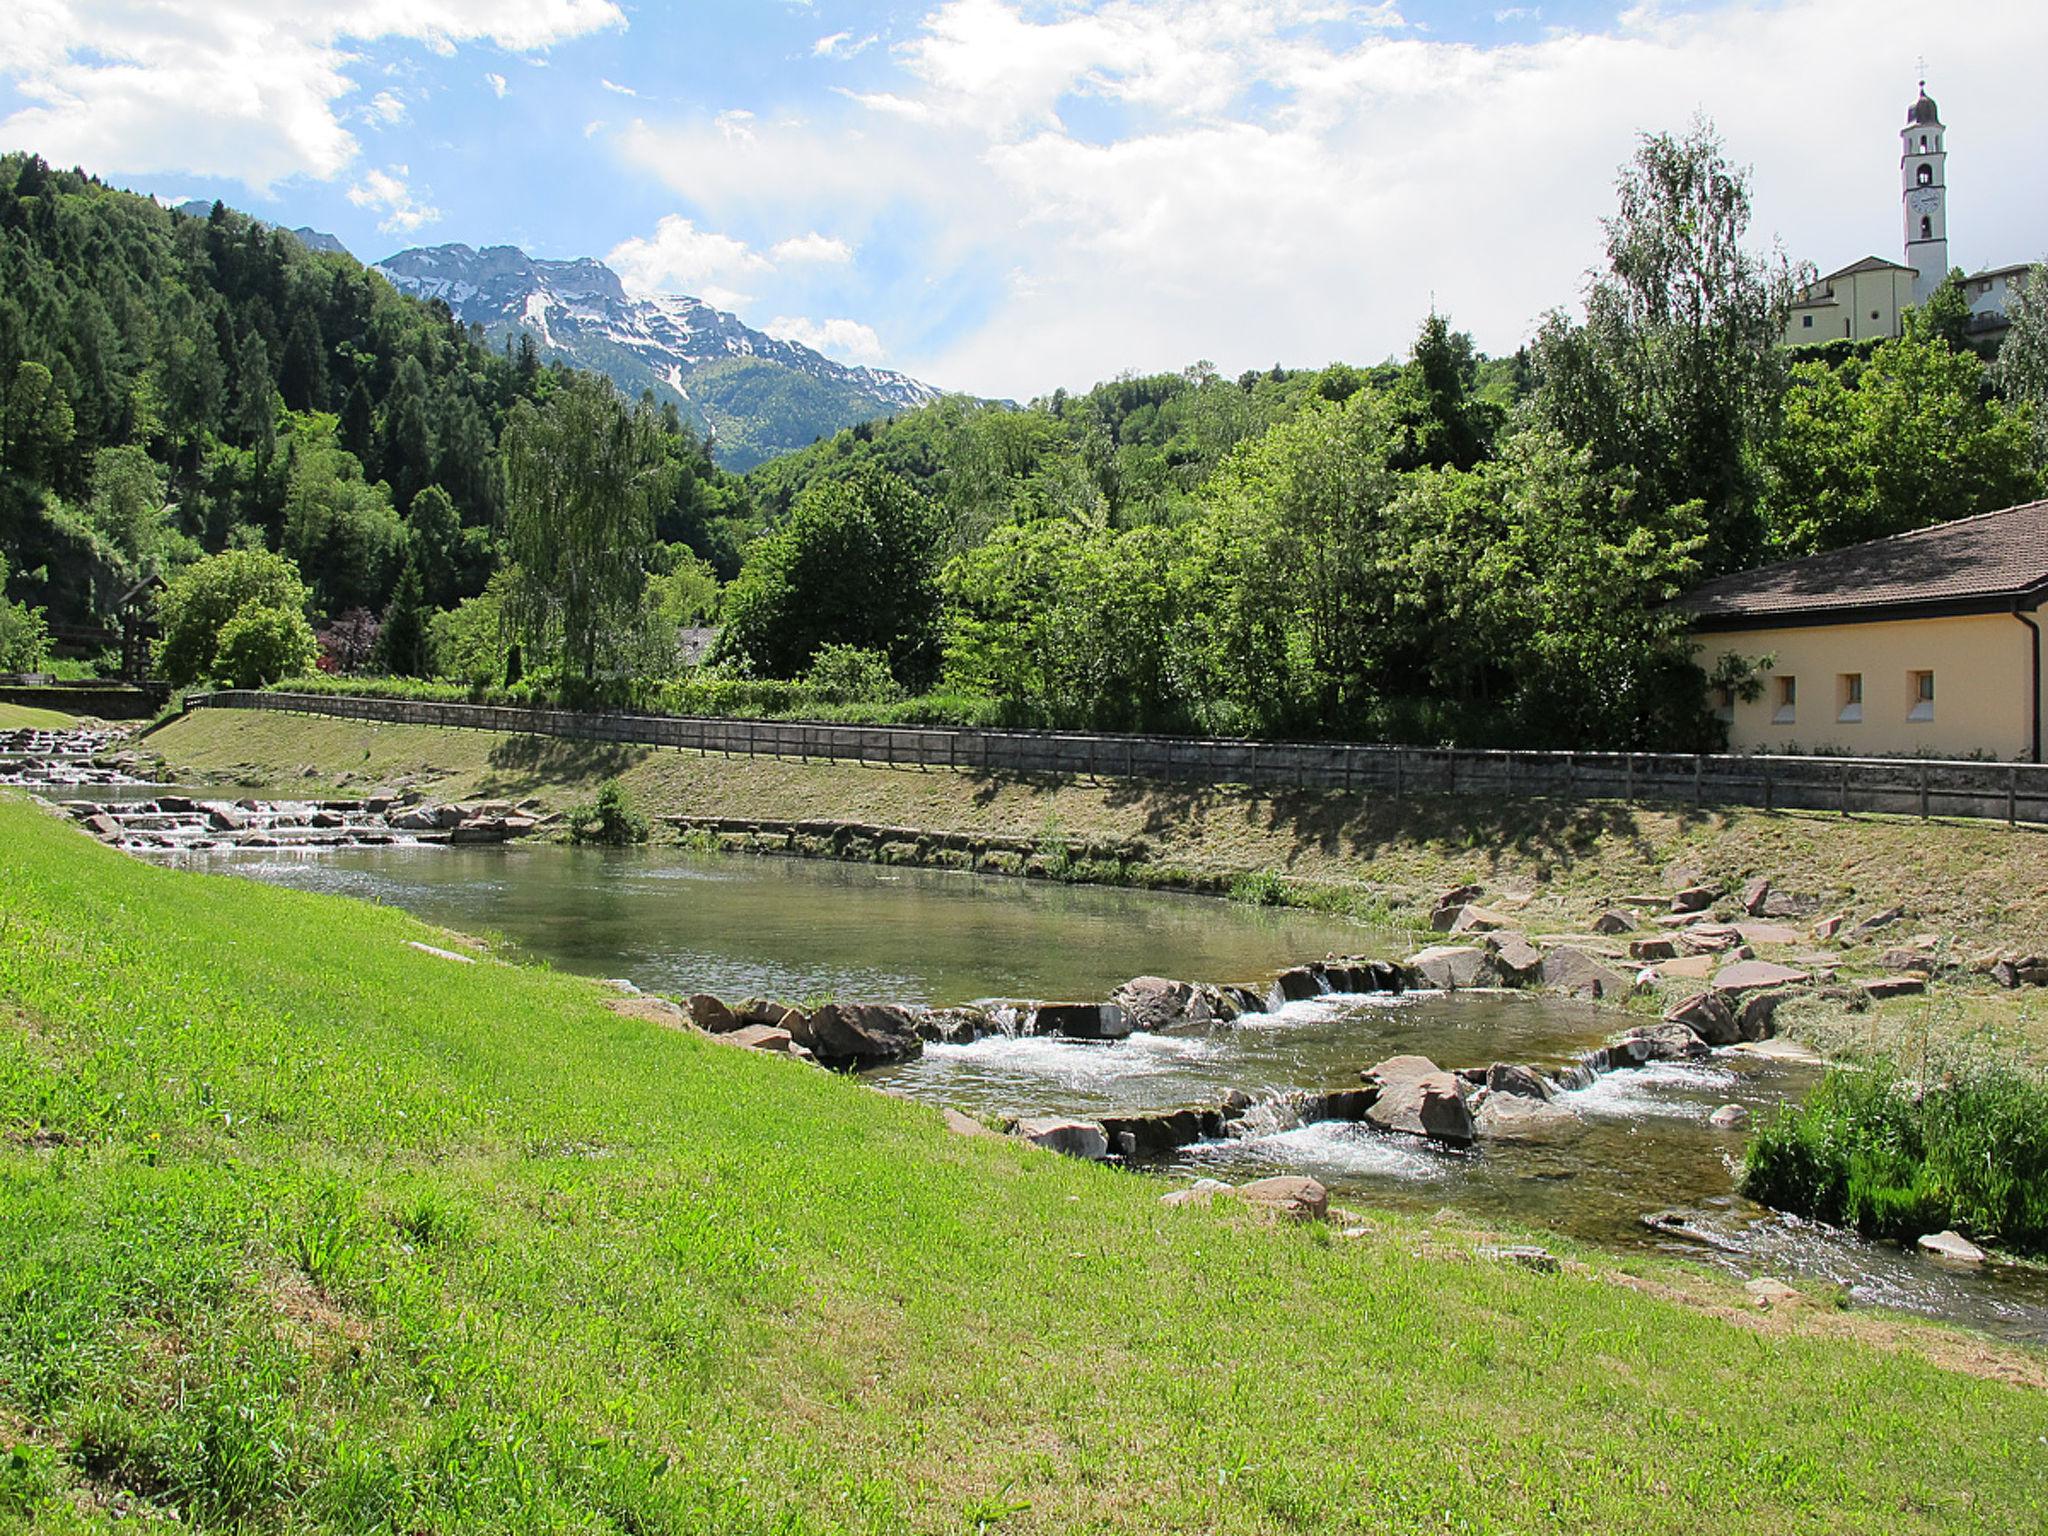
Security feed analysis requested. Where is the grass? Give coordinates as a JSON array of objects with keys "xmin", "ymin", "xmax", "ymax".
[
  {"xmin": 0, "ymin": 703, "xmax": 78, "ymax": 731},
  {"xmin": 1, "ymin": 792, "xmax": 2046, "ymax": 1531},
  {"xmin": 1742, "ymin": 1054, "xmax": 2048, "ymax": 1257}
]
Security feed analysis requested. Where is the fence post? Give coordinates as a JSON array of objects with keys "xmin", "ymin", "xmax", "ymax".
[
  {"xmin": 1763, "ymin": 757, "xmax": 1774, "ymax": 812},
  {"xmin": 1624, "ymin": 752, "xmax": 1634, "ymax": 805},
  {"xmin": 2011, "ymin": 766, "xmax": 2020, "ymax": 828},
  {"xmin": 1693, "ymin": 755, "xmax": 1702, "ymax": 807},
  {"xmin": 1919, "ymin": 763, "xmax": 1930, "ymax": 820},
  {"xmin": 1839, "ymin": 761, "xmax": 1850, "ymax": 815}
]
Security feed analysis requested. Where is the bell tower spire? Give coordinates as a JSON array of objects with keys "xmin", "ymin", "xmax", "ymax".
[{"xmin": 1902, "ymin": 79, "xmax": 1948, "ymax": 305}]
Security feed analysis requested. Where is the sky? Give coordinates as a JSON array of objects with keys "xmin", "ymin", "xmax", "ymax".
[{"xmin": 2, "ymin": 0, "xmax": 2044, "ymax": 400}]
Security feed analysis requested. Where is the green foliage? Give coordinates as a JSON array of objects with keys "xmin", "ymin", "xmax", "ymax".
[
  {"xmin": 1528, "ymin": 119, "xmax": 1797, "ymax": 576},
  {"xmin": 426, "ymin": 570, "xmax": 517, "ymax": 687},
  {"xmin": 502, "ymin": 372, "xmax": 675, "ymax": 681},
  {"xmin": 212, "ymin": 601, "xmax": 319, "ymax": 688},
  {"xmin": 279, "ymin": 413, "xmax": 406, "ymax": 614},
  {"xmin": 375, "ymin": 556, "xmax": 429, "ymax": 678},
  {"xmin": 1993, "ymin": 261, "xmax": 2048, "ymax": 473},
  {"xmin": 1762, "ymin": 324, "xmax": 2039, "ymax": 555},
  {"xmin": 156, "ymin": 547, "xmax": 314, "ymax": 686},
  {"xmin": 568, "ymin": 780, "xmax": 650, "ymax": 845},
  {"xmin": 1228, "ymin": 870, "xmax": 1289, "ymax": 907},
  {"xmin": 718, "ymin": 466, "xmax": 944, "ymax": 686},
  {"xmin": 801, "ymin": 643, "xmax": 901, "ymax": 703},
  {"xmin": 1742, "ymin": 1055, "xmax": 2048, "ymax": 1256},
  {"xmin": 0, "ymin": 553, "xmax": 51, "ymax": 671}
]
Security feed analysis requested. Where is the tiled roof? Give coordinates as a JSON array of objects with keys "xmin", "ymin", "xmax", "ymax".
[{"xmin": 1681, "ymin": 501, "xmax": 2048, "ymax": 626}]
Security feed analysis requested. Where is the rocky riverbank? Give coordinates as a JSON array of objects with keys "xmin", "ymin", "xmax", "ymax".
[
  {"xmin": 59, "ymin": 794, "xmax": 546, "ymax": 852},
  {"xmin": 0, "ymin": 724, "xmax": 153, "ymax": 787}
]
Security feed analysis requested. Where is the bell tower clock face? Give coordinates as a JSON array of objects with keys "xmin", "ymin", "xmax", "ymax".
[{"xmin": 1907, "ymin": 187, "xmax": 1940, "ymax": 216}]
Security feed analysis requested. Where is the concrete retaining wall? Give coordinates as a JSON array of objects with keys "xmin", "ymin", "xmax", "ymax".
[{"xmin": 186, "ymin": 690, "xmax": 2048, "ymax": 827}]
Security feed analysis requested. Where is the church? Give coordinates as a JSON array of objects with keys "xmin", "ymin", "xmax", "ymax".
[{"xmin": 1783, "ymin": 84, "xmax": 2032, "ymax": 346}]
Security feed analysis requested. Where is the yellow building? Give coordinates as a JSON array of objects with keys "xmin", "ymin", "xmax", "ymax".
[
  {"xmin": 1784, "ymin": 256, "xmax": 1919, "ymax": 345},
  {"xmin": 1683, "ymin": 501, "xmax": 2047, "ymax": 761}
]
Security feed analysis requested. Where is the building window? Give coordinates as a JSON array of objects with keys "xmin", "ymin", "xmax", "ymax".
[
  {"xmin": 1837, "ymin": 673, "xmax": 1863, "ymax": 724},
  {"xmin": 1920, "ymin": 216, "xmax": 1932, "ymax": 240},
  {"xmin": 1919, "ymin": 134, "xmax": 1927, "ymax": 150},
  {"xmin": 1801, "ymin": 314, "xmax": 1813, "ymax": 329},
  {"xmin": 1713, "ymin": 684, "xmax": 1735, "ymax": 723},
  {"xmin": 1917, "ymin": 163, "xmax": 1933, "ymax": 185},
  {"xmin": 1773, "ymin": 676, "xmax": 1797, "ymax": 725},
  {"xmin": 1909, "ymin": 670, "xmax": 1935, "ymax": 722}
]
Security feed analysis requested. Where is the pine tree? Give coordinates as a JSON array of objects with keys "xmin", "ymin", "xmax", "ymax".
[{"xmin": 376, "ymin": 554, "xmax": 429, "ymax": 677}]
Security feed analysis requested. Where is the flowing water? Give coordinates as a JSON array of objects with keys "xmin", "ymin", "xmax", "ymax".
[{"xmin": 152, "ymin": 839, "xmax": 2048, "ymax": 1345}]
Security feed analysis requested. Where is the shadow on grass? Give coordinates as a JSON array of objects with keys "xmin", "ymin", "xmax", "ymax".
[{"xmin": 473, "ymin": 734, "xmax": 649, "ymax": 798}]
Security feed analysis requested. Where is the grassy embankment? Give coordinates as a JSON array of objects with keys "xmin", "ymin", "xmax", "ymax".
[
  {"xmin": 147, "ymin": 707, "xmax": 2048, "ymax": 1062},
  {"xmin": 2, "ymin": 793, "xmax": 2046, "ymax": 1533},
  {"xmin": 0, "ymin": 702, "xmax": 78, "ymax": 731}
]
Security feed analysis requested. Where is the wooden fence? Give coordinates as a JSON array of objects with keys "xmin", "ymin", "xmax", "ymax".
[{"xmin": 187, "ymin": 690, "xmax": 2048, "ymax": 827}]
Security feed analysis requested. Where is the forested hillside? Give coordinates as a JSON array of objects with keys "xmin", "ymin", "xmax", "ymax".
[{"xmin": 1, "ymin": 127, "xmax": 2042, "ymax": 750}]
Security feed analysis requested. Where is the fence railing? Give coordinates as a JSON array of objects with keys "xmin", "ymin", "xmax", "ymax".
[{"xmin": 187, "ymin": 690, "xmax": 2048, "ymax": 827}]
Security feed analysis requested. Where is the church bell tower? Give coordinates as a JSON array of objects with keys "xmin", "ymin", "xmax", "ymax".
[{"xmin": 1901, "ymin": 82, "xmax": 1948, "ymax": 305}]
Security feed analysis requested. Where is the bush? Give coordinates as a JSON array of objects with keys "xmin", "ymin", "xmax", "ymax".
[
  {"xmin": 158, "ymin": 549, "xmax": 315, "ymax": 686},
  {"xmin": 568, "ymin": 781, "xmax": 649, "ymax": 846},
  {"xmin": 0, "ymin": 553, "xmax": 50, "ymax": 672},
  {"xmin": 801, "ymin": 643, "xmax": 902, "ymax": 704},
  {"xmin": 1741, "ymin": 1055, "xmax": 2048, "ymax": 1257},
  {"xmin": 212, "ymin": 602, "xmax": 320, "ymax": 689}
]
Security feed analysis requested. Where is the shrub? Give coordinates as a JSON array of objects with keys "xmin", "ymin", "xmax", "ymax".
[
  {"xmin": 158, "ymin": 549, "xmax": 315, "ymax": 686},
  {"xmin": 1229, "ymin": 870, "xmax": 1288, "ymax": 907},
  {"xmin": 1741, "ymin": 1055, "xmax": 2048, "ymax": 1256},
  {"xmin": 0, "ymin": 553, "xmax": 50, "ymax": 672},
  {"xmin": 568, "ymin": 781, "xmax": 649, "ymax": 847},
  {"xmin": 212, "ymin": 602, "xmax": 320, "ymax": 689},
  {"xmin": 801, "ymin": 643, "xmax": 902, "ymax": 704}
]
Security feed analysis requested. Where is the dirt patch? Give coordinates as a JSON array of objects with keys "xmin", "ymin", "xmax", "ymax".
[
  {"xmin": 602, "ymin": 996, "xmax": 699, "ymax": 1031},
  {"xmin": 261, "ymin": 1270, "xmax": 370, "ymax": 1357}
]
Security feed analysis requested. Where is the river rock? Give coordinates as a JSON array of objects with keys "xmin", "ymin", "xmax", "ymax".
[
  {"xmin": 1112, "ymin": 976, "xmax": 1206, "ymax": 1031},
  {"xmin": 1874, "ymin": 946, "xmax": 1937, "ymax": 974},
  {"xmin": 1483, "ymin": 1062, "xmax": 1555, "ymax": 1101},
  {"xmin": 1592, "ymin": 909, "xmax": 1637, "ymax": 935},
  {"xmin": 1479, "ymin": 1244, "xmax": 1561, "ymax": 1274},
  {"xmin": 1486, "ymin": 933, "xmax": 1545, "ymax": 986},
  {"xmin": 1236, "ymin": 1175, "xmax": 1329, "ymax": 1222},
  {"xmin": 794, "ymin": 1003, "xmax": 925, "ymax": 1067},
  {"xmin": 1362, "ymin": 1054, "xmax": 1476, "ymax": 1146},
  {"xmin": 1664, "ymin": 991, "xmax": 1740, "ymax": 1047},
  {"xmin": 1736, "ymin": 989, "xmax": 1792, "ymax": 1041},
  {"xmin": 686, "ymin": 994, "xmax": 741, "ymax": 1033},
  {"xmin": 1539, "ymin": 946, "xmax": 1635, "ymax": 1001},
  {"xmin": 1603, "ymin": 1022, "xmax": 1709, "ymax": 1067},
  {"xmin": 1671, "ymin": 885, "xmax": 1718, "ymax": 913},
  {"xmin": 1861, "ymin": 975, "xmax": 1927, "ymax": 1000},
  {"xmin": 1436, "ymin": 882, "xmax": 1485, "ymax": 911},
  {"xmin": 1446, "ymin": 903, "xmax": 1515, "ymax": 936},
  {"xmin": 722, "ymin": 1022, "xmax": 800, "ymax": 1054},
  {"xmin": 942, "ymin": 1107, "xmax": 997, "ymax": 1138},
  {"xmin": 1406, "ymin": 945, "xmax": 1500, "ymax": 991},
  {"xmin": 1629, "ymin": 936, "xmax": 1678, "ymax": 961},
  {"xmin": 1709, "ymin": 1103, "xmax": 1750, "ymax": 1129},
  {"xmin": 1711, "ymin": 959, "xmax": 1809, "ymax": 995},
  {"xmin": 1473, "ymin": 1092, "xmax": 1582, "ymax": 1142},
  {"xmin": 1160, "ymin": 1178, "xmax": 1233, "ymax": 1208},
  {"xmin": 1739, "ymin": 876, "xmax": 1773, "ymax": 915},
  {"xmin": 1027, "ymin": 1001, "xmax": 1131, "ymax": 1040},
  {"xmin": 1744, "ymin": 1276, "xmax": 1801, "ymax": 1309},
  {"xmin": 1271, "ymin": 965, "xmax": 1325, "ymax": 1001},
  {"xmin": 1856, "ymin": 905, "xmax": 1906, "ymax": 934},
  {"xmin": 1916, "ymin": 1230, "xmax": 1987, "ymax": 1265},
  {"xmin": 1100, "ymin": 1108, "xmax": 1207, "ymax": 1158},
  {"xmin": 1015, "ymin": 1117, "xmax": 1110, "ymax": 1160},
  {"xmin": 917, "ymin": 1007, "xmax": 989, "ymax": 1045}
]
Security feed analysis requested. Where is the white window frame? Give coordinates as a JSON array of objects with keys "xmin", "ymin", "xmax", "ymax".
[
  {"xmin": 1908, "ymin": 670, "xmax": 1935, "ymax": 722},
  {"xmin": 1837, "ymin": 673, "xmax": 1863, "ymax": 724},
  {"xmin": 1773, "ymin": 675, "xmax": 1797, "ymax": 725}
]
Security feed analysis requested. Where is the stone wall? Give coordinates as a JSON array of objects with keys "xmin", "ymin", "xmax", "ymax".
[{"xmin": 186, "ymin": 690, "xmax": 2048, "ymax": 827}]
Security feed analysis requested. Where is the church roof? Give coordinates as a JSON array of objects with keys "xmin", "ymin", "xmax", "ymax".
[
  {"xmin": 1681, "ymin": 501, "xmax": 2048, "ymax": 630},
  {"xmin": 1790, "ymin": 256, "xmax": 1914, "ymax": 307},
  {"xmin": 1908, "ymin": 88, "xmax": 1940, "ymax": 125}
]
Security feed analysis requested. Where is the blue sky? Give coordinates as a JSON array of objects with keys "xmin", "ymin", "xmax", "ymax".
[{"xmin": 3, "ymin": 1, "xmax": 2043, "ymax": 398}]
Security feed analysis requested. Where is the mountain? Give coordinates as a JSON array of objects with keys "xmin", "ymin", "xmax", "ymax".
[
  {"xmin": 173, "ymin": 200, "xmax": 349, "ymax": 257},
  {"xmin": 373, "ymin": 243, "xmax": 943, "ymax": 472}
]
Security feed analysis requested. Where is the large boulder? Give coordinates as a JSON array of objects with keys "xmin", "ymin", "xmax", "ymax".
[
  {"xmin": 1538, "ymin": 946, "xmax": 1635, "ymax": 1001},
  {"xmin": 793, "ymin": 1003, "xmax": 925, "ymax": 1067},
  {"xmin": 1473, "ymin": 1092, "xmax": 1583, "ymax": 1142},
  {"xmin": 1591, "ymin": 909, "xmax": 1637, "ymax": 935},
  {"xmin": 1711, "ymin": 959, "xmax": 1810, "ymax": 996},
  {"xmin": 1671, "ymin": 886, "xmax": 1719, "ymax": 913},
  {"xmin": 1406, "ymin": 945, "xmax": 1501, "ymax": 991},
  {"xmin": 1663, "ymin": 991, "xmax": 1740, "ymax": 1047},
  {"xmin": 1362, "ymin": 1054, "xmax": 1476, "ymax": 1146},
  {"xmin": 1027, "ymin": 1002, "xmax": 1131, "ymax": 1040},
  {"xmin": 916, "ymin": 1007, "xmax": 990, "ymax": 1045},
  {"xmin": 1736, "ymin": 989, "xmax": 1792, "ymax": 1041},
  {"xmin": 1445, "ymin": 903, "xmax": 1515, "ymax": 936},
  {"xmin": 1271, "ymin": 965, "xmax": 1325, "ymax": 1002},
  {"xmin": 1739, "ymin": 876, "xmax": 1773, "ymax": 915},
  {"xmin": 1483, "ymin": 1062, "xmax": 1555, "ymax": 1101},
  {"xmin": 1112, "ymin": 976, "xmax": 1207, "ymax": 1031},
  {"xmin": 1236, "ymin": 1175, "xmax": 1329, "ymax": 1222},
  {"xmin": 1602, "ymin": 1022, "xmax": 1710, "ymax": 1068},
  {"xmin": 1487, "ymin": 933, "xmax": 1545, "ymax": 987},
  {"xmin": 686, "ymin": 994, "xmax": 741, "ymax": 1033},
  {"xmin": 1015, "ymin": 1117, "xmax": 1110, "ymax": 1160}
]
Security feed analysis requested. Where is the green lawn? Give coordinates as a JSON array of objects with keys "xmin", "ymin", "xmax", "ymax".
[
  {"xmin": 0, "ymin": 702, "xmax": 78, "ymax": 731},
  {"xmin": 1, "ymin": 793, "xmax": 2041, "ymax": 1533}
]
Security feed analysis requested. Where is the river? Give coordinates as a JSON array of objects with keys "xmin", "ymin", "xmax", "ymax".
[{"xmin": 163, "ymin": 840, "xmax": 2048, "ymax": 1345}]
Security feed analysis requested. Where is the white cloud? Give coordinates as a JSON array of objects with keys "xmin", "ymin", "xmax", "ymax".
[
  {"xmin": 606, "ymin": 214, "xmax": 769, "ymax": 296},
  {"xmin": 813, "ymin": 31, "xmax": 878, "ymax": 59},
  {"xmin": 766, "ymin": 315, "xmax": 886, "ymax": 363},
  {"xmin": 0, "ymin": 1, "xmax": 622, "ymax": 190},
  {"xmin": 619, "ymin": 0, "xmax": 2048, "ymax": 399},
  {"xmin": 347, "ymin": 163, "xmax": 441, "ymax": 232},
  {"xmin": 769, "ymin": 231, "xmax": 854, "ymax": 264},
  {"xmin": 601, "ymin": 77, "xmax": 638, "ymax": 96},
  {"xmin": 485, "ymin": 71, "xmax": 509, "ymax": 97},
  {"xmin": 366, "ymin": 89, "xmax": 407, "ymax": 124},
  {"xmin": 714, "ymin": 108, "xmax": 756, "ymax": 140}
]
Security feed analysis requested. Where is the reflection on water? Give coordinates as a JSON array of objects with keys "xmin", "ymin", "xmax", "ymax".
[
  {"xmin": 172, "ymin": 841, "xmax": 2048, "ymax": 1346},
  {"xmin": 174, "ymin": 842, "xmax": 1381, "ymax": 1006}
]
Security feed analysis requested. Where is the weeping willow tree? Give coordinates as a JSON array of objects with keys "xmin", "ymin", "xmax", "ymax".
[{"xmin": 500, "ymin": 373, "xmax": 675, "ymax": 681}]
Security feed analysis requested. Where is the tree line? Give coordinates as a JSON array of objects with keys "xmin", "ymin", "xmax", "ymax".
[{"xmin": 1, "ymin": 124, "xmax": 2044, "ymax": 748}]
